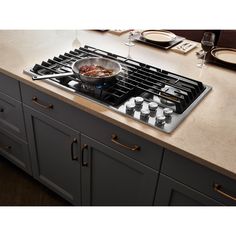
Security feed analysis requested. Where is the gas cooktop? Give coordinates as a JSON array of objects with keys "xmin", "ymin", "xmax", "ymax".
[{"xmin": 24, "ymin": 45, "xmax": 212, "ymax": 133}]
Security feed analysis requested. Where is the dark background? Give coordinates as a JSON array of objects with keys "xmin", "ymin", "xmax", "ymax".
[{"xmin": 170, "ymin": 30, "xmax": 236, "ymax": 48}]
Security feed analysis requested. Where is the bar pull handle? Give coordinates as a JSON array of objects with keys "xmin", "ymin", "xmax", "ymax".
[
  {"xmin": 32, "ymin": 96, "xmax": 53, "ymax": 109},
  {"xmin": 32, "ymin": 72, "xmax": 74, "ymax": 80},
  {"xmin": 213, "ymin": 183, "xmax": 236, "ymax": 202},
  {"xmin": 81, "ymin": 144, "xmax": 88, "ymax": 167},
  {"xmin": 111, "ymin": 134, "xmax": 140, "ymax": 151},
  {"xmin": 71, "ymin": 138, "xmax": 78, "ymax": 161}
]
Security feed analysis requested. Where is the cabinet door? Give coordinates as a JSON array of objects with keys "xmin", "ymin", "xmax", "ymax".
[
  {"xmin": 154, "ymin": 174, "xmax": 222, "ymax": 206},
  {"xmin": 24, "ymin": 105, "xmax": 81, "ymax": 205},
  {"xmin": 81, "ymin": 134, "xmax": 158, "ymax": 206}
]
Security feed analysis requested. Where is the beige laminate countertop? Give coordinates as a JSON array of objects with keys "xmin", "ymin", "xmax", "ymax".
[{"xmin": 0, "ymin": 30, "xmax": 236, "ymax": 180}]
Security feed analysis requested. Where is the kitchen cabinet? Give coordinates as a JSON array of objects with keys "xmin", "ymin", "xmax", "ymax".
[
  {"xmin": 0, "ymin": 73, "xmax": 31, "ymax": 174},
  {"xmin": 155, "ymin": 174, "xmax": 222, "ymax": 206},
  {"xmin": 23, "ymin": 105, "xmax": 81, "ymax": 205},
  {"xmin": 20, "ymin": 82, "xmax": 236, "ymax": 206},
  {"xmin": 157, "ymin": 150, "xmax": 236, "ymax": 206},
  {"xmin": 80, "ymin": 134, "xmax": 159, "ymax": 206},
  {"xmin": 1, "ymin": 73, "xmax": 235, "ymax": 206},
  {"xmin": 21, "ymin": 83, "xmax": 161, "ymax": 206}
]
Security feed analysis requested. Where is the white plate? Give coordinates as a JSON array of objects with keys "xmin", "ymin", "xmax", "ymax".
[
  {"xmin": 211, "ymin": 48, "xmax": 236, "ymax": 64},
  {"xmin": 141, "ymin": 30, "xmax": 176, "ymax": 43}
]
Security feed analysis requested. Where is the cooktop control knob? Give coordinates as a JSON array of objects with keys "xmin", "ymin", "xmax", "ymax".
[
  {"xmin": 134, "ymin": 97, "xmax": 144, "ymax": 106},
  {"xmin": 148, "ymin": 102, "xmax": 158, "ymax": 111},
  {"xmin": 126, "ymin": 102, "xmax": 135, "ymax": 112},
  {"xmin": 163, "ymin": 108, "xmax": 173, "ymax": 117},
  {"xmin": 156, "ymin": 115, "xmax": 166, "ymax": 126},
  {"xmin": 140, "ymin": 108, "xmax": 150, "ymax": 119}
]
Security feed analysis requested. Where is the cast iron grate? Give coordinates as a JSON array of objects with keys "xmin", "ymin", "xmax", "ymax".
[{"xmin": 30, "ymin": 45, "xmax": 206, "ymax": 113}]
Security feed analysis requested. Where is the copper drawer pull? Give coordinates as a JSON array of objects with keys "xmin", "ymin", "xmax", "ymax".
[
  {"xmin": 71, "ymin": 138, "xmax": 79, "ymax": 161},
  {"xmin": 81, "ymin": 144, "xmax": 88, "ymax": 167},
  {"xmin": 213, "ymin": 183, "xmax": 236, "ymax": 202},
  {"xmin": 111, "ymin": 134, "xmax": 140, "ymax": 151},
  {"xmin": 32, "ymin": 96, "xmax": 53, "ymax": 109}
]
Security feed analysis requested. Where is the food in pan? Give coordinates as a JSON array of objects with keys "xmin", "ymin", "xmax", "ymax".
[{"xmin": 79, "ymin": 65, "xmax": 114, "ymax": 77}]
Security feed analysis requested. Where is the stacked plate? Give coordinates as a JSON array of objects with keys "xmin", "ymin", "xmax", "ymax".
[
  {"xmin": 136, "ymin": 30, "xmax": 184, "ymax": 50},
  {"xmin": 141, "ymin": 30, "xmax": 177, "ymax": 44},
  {"xmin": 211, "ymin": 48, "xmax": 236, "ymax": 65},
  {"xmin": 206, "ymin": 47, "xmax": 236, "ymax": 71}
]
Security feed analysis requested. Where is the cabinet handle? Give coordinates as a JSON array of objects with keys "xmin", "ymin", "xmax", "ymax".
[
  {"xmin": 32, "ymin": 96, "xmax": 54, "ymax": 109},
  {"xmin": 111, "ymin": 134, "xmax": 140, "ymax": 151},
  {"xmin": 71, "ymin": 138, "xmax": 78, "ymax": 161},
  {"xmin": 0, "ymin": 108, "xmax": 4, "ymax": 112},
  {"xmin": 213, "ymin": 183, "xmax": 236, "ymax": 202},
  {"xmin": 81, "ymin": 144, "xmax": 88, "ymax": 167}
]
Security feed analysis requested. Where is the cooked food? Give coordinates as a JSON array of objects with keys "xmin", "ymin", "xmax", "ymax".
[{"xmin": 79, "ymin": 64, "xmax": 114, "ymax": 77}]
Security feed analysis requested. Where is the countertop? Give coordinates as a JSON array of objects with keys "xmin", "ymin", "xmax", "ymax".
[{"xmin": 0, "ymin": 30, "xmax": 236, "ymax": 180}]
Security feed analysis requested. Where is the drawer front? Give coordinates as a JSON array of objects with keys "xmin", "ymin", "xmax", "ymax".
[
  {"xmin": 21, "ymin": 83, "xmax": 79, "ymax": 124},
  {"xmin": 161, "ymin": 150, "xmax": 236, "ymax": 205},
  {"xmin": 0, "ymin": 129, "xmax": 31, "ymax": 174},
  {"xmin": 80, "ymin": 115, "xmax": 163, "ymax": 170},
  {"xmin": 0, "ymin": 91, "xmax": 27, "ymax": 141},
  {"xmin": 0, "ymin": 73, "xmax": 21, "ymax": 100},
  {"xmin": 21, "ymin": 83, "xmax": 163, "ymax": 170}
]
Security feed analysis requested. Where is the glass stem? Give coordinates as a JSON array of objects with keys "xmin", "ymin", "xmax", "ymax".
[
  {"xmin": 128, "ymin": 46, "xmax": 131, "ymax": 58},
  {"xmin": 201, "ymin": 52, "xmax": 207, "ymax": 67}
]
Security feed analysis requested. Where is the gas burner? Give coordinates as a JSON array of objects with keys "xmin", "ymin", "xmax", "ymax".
[
  {"xmin": 24, "ymin": 45, "xmax": 212, "ymax": 133},
  {"xmin": 81, "ymin": 83, "xmax": 97, "ymax": 92}
]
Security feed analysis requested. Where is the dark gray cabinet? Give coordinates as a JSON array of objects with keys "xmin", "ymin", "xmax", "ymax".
[
  {"xmin": 0, "ymin": 129, "xmax": 31, "ymax": 174},
  {"xmin": 155, "ymin": 174, "xmax": 222, "ymax": 206},
  {"xmin": 23, "ymin": 105, "xmax": 81, "ymax": 205},
  {"xmin": 0, "ymin": 77, "xmax": 233, "ymax": 206},
  {"xmin": 0, "ymin": 74, "xmax": 31, "ymax": 174},
  {"xmin": 80, "ymin": 134, "xmax": 158, "ymax": 206},
  {"xmin": 156, "ymin": 150, "xmax": 236, "ymax": 206},
  {"xmin": 0, "ymin": 91, "xmax": 26, "ymax": 140}
]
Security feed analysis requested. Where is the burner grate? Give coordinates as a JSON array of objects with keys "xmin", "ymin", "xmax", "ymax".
[{"xmin": 29, "ymin": 45, "xmax": 207, "ymax": 112}]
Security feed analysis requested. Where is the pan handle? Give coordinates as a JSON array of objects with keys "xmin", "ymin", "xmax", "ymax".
[{"xmin": 32, "ymin": 72, "xmax": 74, "ymax": 80}]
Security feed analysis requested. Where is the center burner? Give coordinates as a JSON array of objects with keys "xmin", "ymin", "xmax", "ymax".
[{"xmin": 24, "ymin": 45, "xmax": 212, "ymax": 133}]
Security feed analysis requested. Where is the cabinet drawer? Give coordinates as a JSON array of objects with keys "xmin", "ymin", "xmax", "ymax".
[
  {"xmin": 161, "ymin": 150, "xmax": 236, "ymax": 205},
  {"xmin": 21, "ymin": 83, "xmax": 163, "ymax": 170},
  {"xmin": 81, "ymin": 115, "xmax": 163, "ymax": 170},
  {"xmin": 0, "ymin": 73, "xmax": 21, "ymax": 101},
  {"xmin": 21, "ymin": 83, "xmax": 79, "ymax": 125},
  {"xmin": 0, "ymin": 92, "xmax": 27, "ymax": 141},
  {"xmin": 0, "ymin": 129, "xmax": 31, "ymax": 174}
]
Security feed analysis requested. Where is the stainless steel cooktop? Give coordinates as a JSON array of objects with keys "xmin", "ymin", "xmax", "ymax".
[{"xmin": 24, "ymin": 45, "xmax": 212, "ymax": 133}]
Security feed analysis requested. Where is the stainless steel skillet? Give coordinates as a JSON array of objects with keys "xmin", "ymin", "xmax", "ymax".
[{"xmin": 32, "ymin": 57, "xmax": 122, "ymax": 84}]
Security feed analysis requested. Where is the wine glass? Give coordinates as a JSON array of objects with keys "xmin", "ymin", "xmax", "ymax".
[
  {"xmin": 197, "ymin": 32, "xmax": 215, "ymax": 68},
  {"xmin": 124, "ymin": 30, "xmax": 139, "ymax": 59},
  {"xmin": 72, "ymin": 30, "xmax": 81, "ymax": 49}
]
